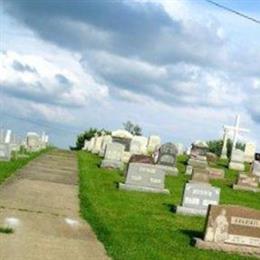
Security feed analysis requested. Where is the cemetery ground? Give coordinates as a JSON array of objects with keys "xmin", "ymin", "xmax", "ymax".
[{"xmin": 78, "ymin": 151, "xmax": 259, "ymax": 260}]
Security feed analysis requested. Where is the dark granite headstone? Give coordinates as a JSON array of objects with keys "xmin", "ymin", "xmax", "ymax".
[
  {"xmin": 155, "ymin": 143, "xmax": 179, "ymax": 176},
  {"xmin": 0, "ymin": 143, "xmax": 11, "ymax": 161},
  {"xmin": 195, "ymin": 205, "xmax": 260, "ymax": 257},
  {"xmin": 255, "ymin": 153, "xmax": 260, "ymax": 161},
  {"xmin": 156, "ymin": 143, "xmax": 178, "ymax": 166}
]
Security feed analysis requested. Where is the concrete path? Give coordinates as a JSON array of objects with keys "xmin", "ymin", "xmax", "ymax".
[{"xmin": 0, "ymin": 150, "xmax": 109, "ymax": 260}]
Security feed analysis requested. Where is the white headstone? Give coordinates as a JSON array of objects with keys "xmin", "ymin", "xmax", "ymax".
[
  {"xmin": 244, "ymin": 142, "xmax": 256, "ymax": 163},
  {"xmin": 147, "ymin": 135, "xmax": 161, "ymax": 154},
  {"xmin": 130, "ymin": 136, "xmax": 148, "ymax": 155}
]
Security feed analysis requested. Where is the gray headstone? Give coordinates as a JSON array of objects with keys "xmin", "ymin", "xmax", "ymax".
[
  {"xmin": 176, "ymin": 182, "xmax": 220, "ymax": 216},
  {"xmin": 0, "ymin": 143, "xmax": 11, "ymax": 161},
  {"xmin": 155, "ymin": 143, "xmax": 179, "ymax": 176},
  {"xmin": 101, "ymin": 143, "xmax": 124, "ymax": 169},
  {"xmin": 119, "ymin": 162, "xmax": 169, "ymax": 194}
]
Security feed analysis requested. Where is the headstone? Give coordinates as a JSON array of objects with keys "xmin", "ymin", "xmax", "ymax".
[
  {"xmin": 207, "ymin": 167, "xmax": 225, "ymax": 180},
  {"xmin": 176, "ymin": 143, "xmax": 185, "ymax": 155},
  {"xmin": 147, "ymin": 135, "xmax": 161, "ymax": 154},
  {"xmin": 244, "ymin": 142, "xmax": 256, "ymax": 163},
  {"xmin": 233, "ymin": 173, "xmax": 259, "ymax": 192},
  {"xmin": 187, "ymin": 141, "xmax": 208, "ymax": 169},
  {"xmin": 229, "ymin": 149, "xmax": 245, "ymax": 171},
  {"xmin": 129, "ymin": 136, "xmax": 148, "ymax": 155},
  {"xmin": 195, "ymin": 205, "xmax": 260, "ymax": 258},
  {"xmin": 119, "ymin": 162, "xmax": 169, "ymax": 194},
  {"xmin": 155, "ymin": 143, "xmax": 179, "ymax": 176},
  {"xmin": 0, "ymin": 143, "xmax": 11, "ymax": 161},
  {"xmin": 176, "ymin": 182, "xmax": 220, "ymax": 216},
  {"xmin": 26, "ymin": 132, "xmax": 41, "ymax": 152},
  {"xmin": 121, "ymin": 151, "xmax": 131, "ymax": 164},
  {"xmin": 112, "ymin": 129, "xmax": 133, "ymax": 151},
  {"xmin": 87, "ymin": 137, "xmax": 95, "ymax": 152},
  {"xmin": 82, "ymin": 140, "xmax": 90, "ymax": 151},
  {"xmin": 101, "ymin": 143, "xmax": 124, "ymax": 170},
  {"xmin": 92, "ymin": 132, "xmax": 104, "ymax": 154},
  {"xmin": 252, "ymin": 160, "xmax": 260, "ymax": 178},
  {"xmin": 99, "ymin": 135, "xmax": 112, "ymax": 157}
]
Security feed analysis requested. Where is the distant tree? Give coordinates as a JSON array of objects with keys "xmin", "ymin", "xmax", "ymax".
[
  {"xmin": 123, "ymin": 121, "xmax": 142, "ymax": 136},
  {"xmin": 74, "ymin": 128, "xmax": 111, "ymax": 150},
  {"xmin": 207, "ymin": 139, "xmax": 245, "ymax": 158}
]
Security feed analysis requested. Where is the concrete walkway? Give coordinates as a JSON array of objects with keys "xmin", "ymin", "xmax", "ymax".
[{"xmin": 0, "ymin": 150, "xmax": 109, "ymax": 260}]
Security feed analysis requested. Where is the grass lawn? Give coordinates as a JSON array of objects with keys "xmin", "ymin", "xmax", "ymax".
[
  {"xmin": 0, "ymin": 148, "xmax": 50, "ymax": 185},
  {"xmin": 78, "ymin": 151, "xmax": 259, "ymax": 260}
]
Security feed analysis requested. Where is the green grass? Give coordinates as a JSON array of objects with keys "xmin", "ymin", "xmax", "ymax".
[
  {"xmin": 0, "ymin": 148, "xmax": 51, "ymax": 185},
  {"xmin": 78, "ymin": 152, "xmax": 259, "ymax": 260},
  {"xmin": 0, "ymin": 227, "xmax": 14, "ymax": 234}
]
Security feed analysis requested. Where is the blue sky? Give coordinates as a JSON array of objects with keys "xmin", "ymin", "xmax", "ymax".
[{"xmin": 1, "ymin": 0, "xmax": 260, "ymax": 149}]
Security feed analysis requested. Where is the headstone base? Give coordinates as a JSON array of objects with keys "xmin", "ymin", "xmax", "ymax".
[
  {"xmin": 176, "ymin": 206, "xmax": 207, "ymax": 216},
  {"xmin": 229, "ymin": 161, "xmax": 245, "ymax": 171},
  {"xmin": 194, "ymin": 238, "xmax": 260, "ymax": 258},
  {"xmin": 233, "ymin": 184, "xmax": 260, "ymax": 193},
  {"xmin": 101, "ymin": 159, "xmax": 124, "ymax": 170},
  {"xmin": 119, "ymin": 183, "xmax": 169, "ymax": 194},
  {"xmin": 156, "ymin": 165, "xmax": 178, "ymax": 176}
]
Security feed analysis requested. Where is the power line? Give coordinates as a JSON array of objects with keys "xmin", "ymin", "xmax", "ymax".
[{"xmin": 205, "ymin": 0, "xmax": 260, "ymax": 25}]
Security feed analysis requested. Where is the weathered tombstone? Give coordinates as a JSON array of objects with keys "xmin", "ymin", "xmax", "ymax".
[
  {"xmin": 233, "ymin": 173, "xmax": 259, "ymax": 192},
  {"xmin": 0, "ymin": 143, "xmax": 11, "ymax": 161},
  {"xmin": 101, "ymin": 143, "xmax": 124, "ymax": 170},
  {"xmin": 87, "ymin": 137, "xmax": 95, "ymax": 152},
  {"xmin": 112, "ymin": 129, "xmax": 133, "ymax": 151},
  {"xmin": 121, "ymin": 151, "xmax": 132, "ymax": 164},
  {"xmin": 207, "ymin": 167, "xmax": 225, "ymax": 180},
  {"xmin": 92, "ymin": 132, "xmax": 105, "ymax": 154},
  {"xmin": 195, "ymin": 205, "xmax": 260, "ymax": 257},
  {"xmin": 99, "ymin": 135, "xmax": 112, "ymax": 157},
  {"xmin": 176, "ymin": 182, "xmax": 220, "ymax": 216},
  {"xmin": 244, "ymin": 142, "xmax": 256, "ymax": 163},
  {"xmin": 155, "ymin": 143, "xmax": 179, "ymax": 176},
  {"xmin": 82, "ymin": 140, "xmax": 90, "ymax": 151},
  {"xmin": 129, "ymin": 136, "xmax": 148, "ymax": 155},
  {"xmin": 187, "ymin": 141, "xmax": 208, "ymax": 169},
  {"xmin": 147, "ymin": 135, "xmax": 161, "ymax": 154},
  {"xmin": 229, "ymin": 149, "xmax": 245, "ymax": 171},
  {"xmin": 119, "ymin": 162, "xmax": 169, "ymax": 194},
  {"xmin": 26, "ymin": 132, "xmax": 41, "ymax": 152},
  {"xmin": 252, "ymin": 155, "xmax": 260, "ymax": 177}
]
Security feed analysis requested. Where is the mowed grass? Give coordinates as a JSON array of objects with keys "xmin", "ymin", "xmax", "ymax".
[
  {"xmin": 0, "ymin": 148, "xmax": 50, "ymax": 185},
  {"xmin": 78, "ymin": 152, "xmax": 259, "ymax": 260}
]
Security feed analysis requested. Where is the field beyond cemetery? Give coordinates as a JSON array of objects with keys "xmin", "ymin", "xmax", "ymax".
[{"xmin": 78, "ymin": 151, "xmax": 259, "ymax": 260}]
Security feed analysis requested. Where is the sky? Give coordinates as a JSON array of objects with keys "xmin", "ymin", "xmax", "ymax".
[{"xmin": 0, "ymin": 0, "xmax": 260, "ymax": 149}]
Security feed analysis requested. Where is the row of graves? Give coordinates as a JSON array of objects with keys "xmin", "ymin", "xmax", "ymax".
[
  {"xmin": 0, "ymin": 129, "xmax": 49, "ymax": 161},
  {"xmin": 84, "ymin": 121, "xmax": 260, "ymax": 257}
]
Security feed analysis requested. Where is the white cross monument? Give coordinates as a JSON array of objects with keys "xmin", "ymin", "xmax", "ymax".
[{"xmin": 220, "ymin": 115, "xmax": 249, "ymax": 159}]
